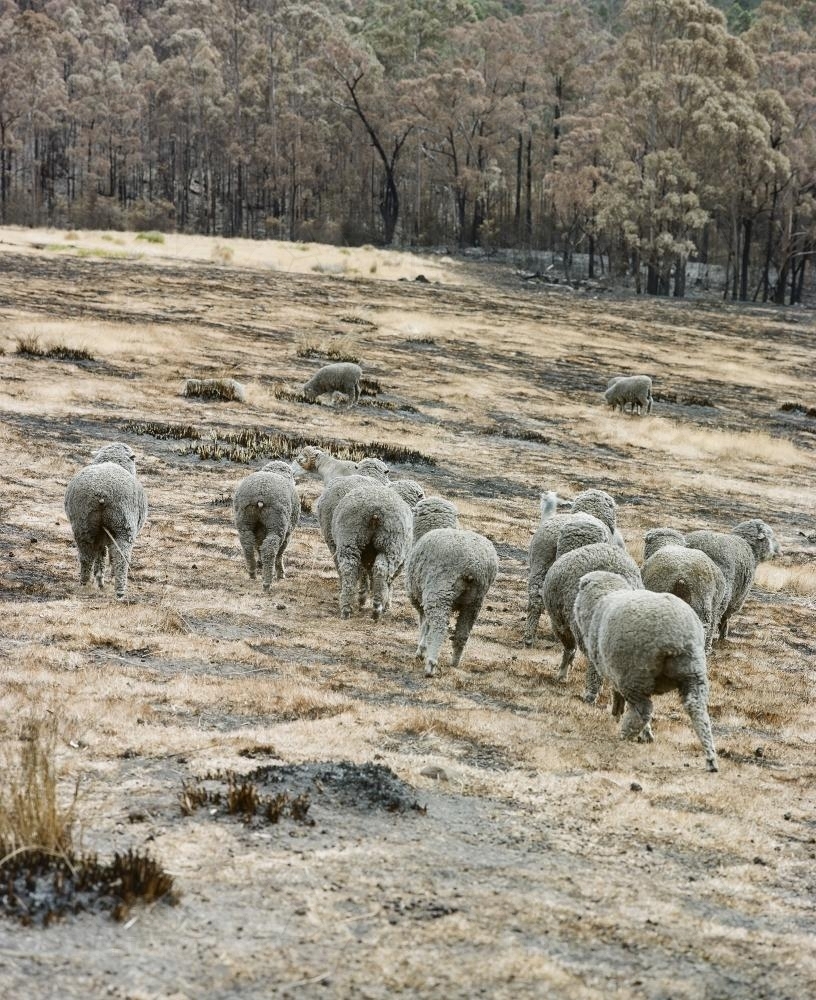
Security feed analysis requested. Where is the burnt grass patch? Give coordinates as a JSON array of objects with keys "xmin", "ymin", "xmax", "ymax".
[
  {"xmin": 486, "ymin": 425, "xmax": 552, "ymax": 445},
  {"xmin": 0, "ymin": 847, "xmax": 177, "ymax": 927},
  {"xmin": 15, "ymin": 335, "xmax": 95, "ymax": 363},
  {"xmin": 122, "ymin": 419, "xmax": 434, "ymax": 465},
  {"xmin": 185, "ymin": 762, "xmax": 426, "ymax": 821},
  {"xmin": 780, "ymin": 401, "xmax": 816, "ymax": 418}
]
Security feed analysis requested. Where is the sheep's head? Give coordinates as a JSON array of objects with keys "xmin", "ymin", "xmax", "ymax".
[
  {"xmin": 392, "ymin": 479, "xmax": 425, "ymax": 510},
  {"xmin": 572, "ymin": 489, "xmax": 617, "ymax": 533},
  {"xmin": 643, "ymin": 527, "xmax": 686, "ymax": 561},
  {"xmin": 556, "ymin": 515, "xmax": 608, "ymax": 559},
  {"xmin": 576, "ymin": 570, "xmax": 633, "ymax": 608},
  {"xmin": 357, "ymin": 457, "xmax": 390, "ymax": 484},
  {"xmin": 93, "ymin": 442, "xmax": 137, "ymax": 475},
  {"xmin": 262, "ymin": 460, "xmax": 295, "ymax": 481},
  {"xmin": 412, "ymin": 497, "xmax": 458, "ymax": 543},
  {"xmin": 732, "ymin": 520, "xmax": 780, "ymax": 562},
  {"xmin": 291, "ymin": 445, "xmax": 322, "ymax": 477}
]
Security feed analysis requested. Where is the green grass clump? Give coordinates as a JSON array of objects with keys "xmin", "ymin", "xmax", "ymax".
[{"xmin": 135, "ymin": 231, "xmax": 165, "ymax": 244}]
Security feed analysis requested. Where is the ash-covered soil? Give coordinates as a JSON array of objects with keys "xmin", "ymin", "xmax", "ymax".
[{"xmin": 0, "ymin": 243, "xmax": 814, "ymax": 999}]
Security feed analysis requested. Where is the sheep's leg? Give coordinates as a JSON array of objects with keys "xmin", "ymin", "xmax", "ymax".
[
  {"xmin": 337, "ymin": 552, "xmax": 361, "ymax": 619},
  {"xmin": 717, "ymin": 613, "xmax": 731, "ymax": 642},
  {"xmin": 259, "ymin": 535, "xmax": 281, "ymax": 591},
  {"xmin": 371, "ymin": 554, "xmax": 391, "ymax": 620},
  {"xmin": 523, "ymin": 583, "xmax": 544, "ymax": 647},
  {"xmin": 583, "ymin": 660, "xmax": 603, "ymax": 703},
  {"xmin": 619, "ymin": 698, "xmax": 653, "ymax": 742},
  {"xmin": 554, "ymin": 630, "xmax": 576, "ymax": 681},
  {"xmin": 237, "ymin": 527, "xmax": 258, "ymax": 579},
  {"xmin": 680, "ymin": 682, "xmax": 718, "ymax": 772},
  {"xmin": 77, "ymin": 544, "xmax": 94, "ymax": 587},
  {"xmin": 422, "ymin": 605, "xmax": 452, "ymax": 677},
  {"xmin": 91, "ymin": 544, "xmax": 107, "ymax": 588},
  {"xmin": 414, "ymin": 609, "xmax": 429, "ymax": 660},
  {"xmin": 275, "ymin": 533, "xmax": 291, "ymax": 580},
  {"xmin": 358, "ymin": 566, "xmax": 371, "ymax": 609},
  {"xmin": 450, "ymin": 599, "xmax": 482, "ymax": 670},
  {"xmin": 108, "ymin": 535, "xmax": 134, "ymax": 600},
  {"xmin": 611, "ymin": 689, "xmax": 625, "ymax": 718}
]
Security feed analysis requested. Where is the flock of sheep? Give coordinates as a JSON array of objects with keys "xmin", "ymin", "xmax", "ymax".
[{"xmin": 62, "ymin": 362, "xmax": 780, "ymax": 773}]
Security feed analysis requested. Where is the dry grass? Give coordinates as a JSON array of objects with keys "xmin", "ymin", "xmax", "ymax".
[{"xmin": 0, "ymin": 228, "xmax": 814, "ymax": 997}]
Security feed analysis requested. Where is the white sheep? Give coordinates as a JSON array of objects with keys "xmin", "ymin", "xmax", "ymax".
[
  {"xmin": 64, "ymin": 442, "xmax": 147, "ymax": 600},
  {"xmin": 684, "ymin": 520, "xmax": 780, "ymax": 641},
  {"xmin": 604, "ymin": 375, "xmax": 653, "ymax": 415},
  {"xmin": 331, "ymin": 483, "xmax": 412, "ymax": 620},
  {"xmin": 542, "ymin": 541, "xmax": 643, "ymax": 680},
  {"xmin": 233, "ymin": 461, "xmax": 301, "ymax": 590},
  {"xmin": 641, "ymin": 530, "xmax": 729, "ymax": 652},
  {"xmin": 291, "ymin": 445, "xmax": 358, "ymax": 483},
  {"xmin": 573, "ymin": 570, "xmax": 718, "ymax": 772},
  {"xmin": 302, "ymin": 362, "xmax": 363, "ymax": 405},
  {"xmin": 524, "ymin": 489, "xmax": 624, "ymax": 647},
  {"xmin": 406, "ymin": 497, "xmax": 499, "ymax": 677}
]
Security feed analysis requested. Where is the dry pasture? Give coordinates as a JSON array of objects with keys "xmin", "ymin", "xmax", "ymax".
[{"xmin": 0, "ymin": 233, "xmax": 815, "ymax": 999}]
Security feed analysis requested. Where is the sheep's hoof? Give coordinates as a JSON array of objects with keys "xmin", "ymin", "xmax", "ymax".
[
  {"xmin": 372, "ymin": 604, "xmax": 383, "ymax": 621},
  {"xmin": 523, "ymin": 636, "xmax": 533, "ymax": 648},
  {"xmin": 115, "ymin": 593, "xmax": 126, "ymax": 602},
  {"xmin": 637, "ymin": 730, "xmax": 655, "ymax": 744},
  {"xmin": 262, "ymin": 583, "xmax": 271, "ymax": 592},
  {"xmin": 707, "ymin": 758, "xmax": 719, "ymax": 773},
  {"xmin": 582, "ymin": 692, "xmax": 598, "ymax": 705},
  {"xmin": 340, "ymin": 609, "xmax": 351, "ymax": 620},
  {"xmin": 424, "ymin": 662, "xmax": 437, "ymax": 678}
]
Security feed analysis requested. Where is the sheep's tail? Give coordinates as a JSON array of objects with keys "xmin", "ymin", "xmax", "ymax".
[
  {"xmin": 539, "ymin": 491, "xmax": 559, "ymax": 522},
  {"xmin": 369, "ymin": 512, "xmax": 382, "ymax": 528},
  {"xmin": 257, "ymin": 501, "xmax": 264, "ymax": 509}
]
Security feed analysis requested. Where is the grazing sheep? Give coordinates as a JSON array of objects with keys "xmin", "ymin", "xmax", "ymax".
[
  {"xmin": 291, "ymin": 446, "xmax": 359, "ymax": 483},
  {"xmin": 542, "ymin": 542, "xmax": 642, "ymax": 680},
  {"xmin": 233, "ymin": 462, "xmax": 301, "ymax": 590},
  {"xmin": 407, "ymin": 497, "xmax": 499, "ymax": 676},
  {"xmin": 183, "ymin": 377, "xmax": 246, "ymax": 402},
  {"xmin": 64, "ymin": 442, "xmax": 147, "ymax": 600},
  {"xmin": 331, "ymin": 483, "xmax": 412, "ymax": 620},
  {"xmin": 302, "ymin": 362, "xmax": 363, "ymax": 405},
  {"xmin": 573, "ymin": 571, "xmax": 718, "ymax": 772},
  {"xmin": 641, "ymin": 542, "xmax": 729, "ymax": 653},
  {"xmin": 391, "ymin": 479, "xmax": 425, "ymax": 510},
  {"xmin": 685, "ymin": 520, "xmax": 780, "ymax": 640},
  {"xmin": 604, "ymin": 375, "xmax": 653, "ymax": 415},
  {"xmin": 643, "ymin": 527, "xmax": 686, "ymax": 561},
  {"xmin": 524, "ymin": 489, "xmax": 624, "ymax": 647}
]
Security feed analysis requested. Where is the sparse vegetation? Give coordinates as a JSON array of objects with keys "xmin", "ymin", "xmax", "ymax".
[
  {"xmin": 211, "ymin": 243, "xmax": 234, "ymax": 264},
  {"xmin": 180, "ymin": 772, "xmax": 313, "ymax": 826},
  {"xmin": 135, "ymin": 231, "xmax": 165, "ymax": 244},
  {"xmin": 183, "ymin": 377, "xmax": 245, "ymax": 402},
  {"xmin": 295, "ymin": 336, "xmax": 361, "ymax": 363},
  {"xmin": 14, "ymin": 335, "xmax": 94, "ymax": 362},
  {"xmin": 780, "ymin": 401, "xmax": 816, "ymax": 418}
]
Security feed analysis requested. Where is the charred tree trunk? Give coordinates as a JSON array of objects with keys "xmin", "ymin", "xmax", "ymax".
[{"xmin": 739, "ymin": 217, "xmax": 752, "ymax": 301}]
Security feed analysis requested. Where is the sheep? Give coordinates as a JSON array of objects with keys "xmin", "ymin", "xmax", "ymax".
[
  {"xmin": 542, "ymin": 542, "xmax": 642, "ymax": 680},
  {"xmin": 604, "ymin": 375, "xmax": 653, "ymax": 415},
  {"xmin": 233, "ymin": 462, "xmax": 301, "ymax": 590},
  {"xmin": 316, "ymin": 474, "xmax": 381, "ymax": 558},
  {"xmin": 684, "ymin": 520, "xmax": 780, "ymax": 641},
  {"xmin": 641, "ymin": 543, "xmax": 728, "ymax": 653},
  {"xmin": 291, "ymin": 445, "xmax": 358, "ymax": 483},
  {"xmin": 391, "ymin": 479, "xmax": 425, "ymax": 510},
  {"xmin": 524, "ymin": 489, "xmax": 624, "ymax": 647},
  {"xmin": 64, "ymin": 442, "xmax": 147, "ymax": 600},
  {"xmin": 572, "ymin": 570, "xmax": 718, "ymax": 772},
  {"xmin": 331, "ymin": 483, "xmax": 412, "ymax": 619},
  {"xmin": 406, "ymin": 497, "xmax": 499, "ymax": 676},
  {"xmin": 356, "ymin": 457, "xmax": 391, "ymax": 483},
  {"xmin": 302, "ymin": 362, "xmax": 363, "ymax": 405},
  {"xmin": 643, "ymin": 527, "xmax": 686, "ymax": 561}
]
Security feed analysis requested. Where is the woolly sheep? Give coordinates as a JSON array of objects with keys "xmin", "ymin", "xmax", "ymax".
[
  {"xmin": 391, "ymin": 479, "xmax": 425, "ymax": 510},
  {"xmin": 291, "ymin": 445, "xmax": 358, "ymax": 482},
  {"xmin": 302, "ymin": 362, "xmax": 363, "ymax": 405},
  {"xmin": 524, "ymin": 489, "xmax": 624, "ymax": 647},
  {"xmin": 233, "ymin": 462, "xmax": 301, "ymax": 590},
  {"xmin": 331, "ymin": 483, "xmax": 412, "ymax": 620},
  {"xmin": 573, "ymin": 571, "xmax": 718, "ymax": 772},
  {"xmin": 604, "ymin": 375, "xmax": 653, "ymax": 415},
  {"xmin": 641, "ymin": 543, "xmax": 728, "ymax": 653},
  {"xmin": 406, "ymin": 497, "xmax": 499, "ymax": 677},
  {"xmin": 64, "ymin": 442, "xmax": 147, "ymax": 600},
  {"xmin": 685, "ymin": 520, "xmax": 780, "ymax": 641},
  {"xmin": 542, "ymin": 542, "xmax": 642, "ymax": 680}
]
